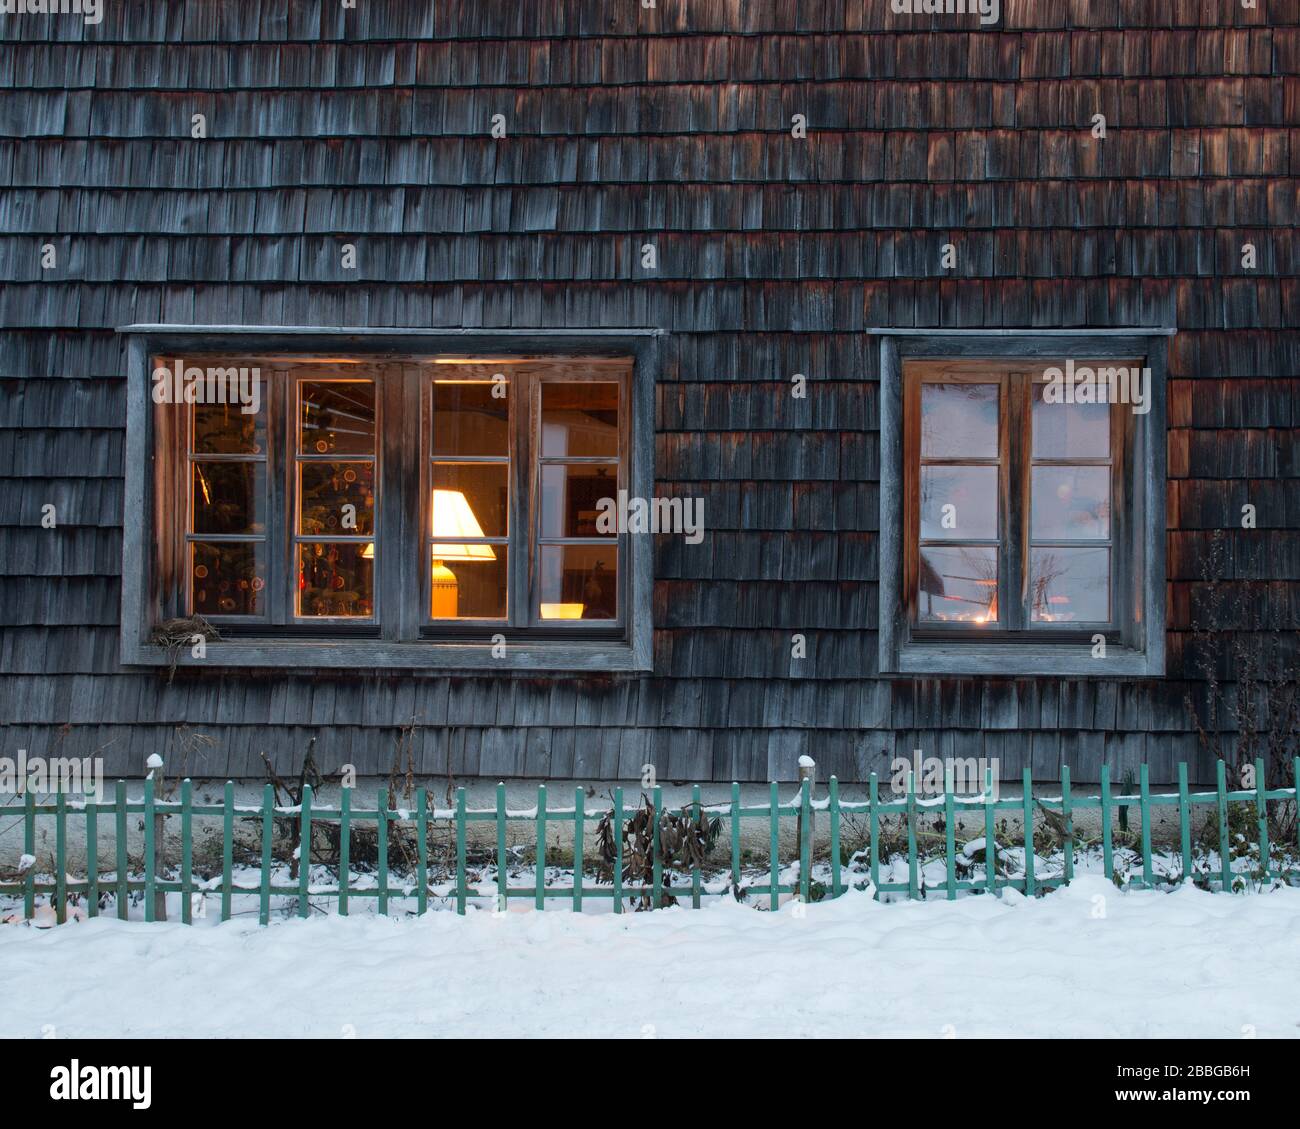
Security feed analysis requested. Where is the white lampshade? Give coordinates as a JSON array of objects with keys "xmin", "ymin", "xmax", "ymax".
[{"xmin": 431, "ymin": 489, "xmax": 496, "ymax": 561}]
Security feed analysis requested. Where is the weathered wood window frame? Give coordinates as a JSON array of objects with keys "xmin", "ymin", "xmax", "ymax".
[
  {"xmin": 876, "ymin": 329, "xmax": 1170, "ymax": 677},
  {"xmin": 119, "ymin": 326, "xmax": 658, "ymax": 673}
]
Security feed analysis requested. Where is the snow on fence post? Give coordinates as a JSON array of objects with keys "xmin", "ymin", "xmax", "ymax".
[
  {"xmin": 146, "ymin": 754, "xmax": 166, "ymax": 921},
  {"xmin": 943, "ymin": 762, "xmax": 956, "ymax": 901},
  {"xmin": 22, "ymin": 788, "xmax": 34, "ymax": 920},
  {"xmin": 983, "ymin": 762, "xmax": 996, "ymax": 895}
]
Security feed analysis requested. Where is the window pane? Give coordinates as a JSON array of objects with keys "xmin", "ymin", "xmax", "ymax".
[
  {"xmin": 920, "ymin": 384, "xmax": 998, "ymax": 458},
  {"xmin": 432, "ymin": 464, "xmax": 508, "ymax": 538},
  {"xmin": 1030, "ymin": 547, "xmax": 1110, "ymax": 622},
  {"xmin": 431, "ymin": 546, "xmax": 507, "ymax": 619},
  {"xmin": 433, "ymin": 380, "xmax": 509, "ymax": 457},
  {"xmin": 920, "ymin": 465, "xmax": 998, "ymax": 540},
  {"xmin": 538, "ymin": 545, "xmax": 618, "ymax": 620},
  {"xmin": 193, "ymin": 398, "xmax": 265, "ymax": 454},
  {"xmin": 297, "ymin": 542, "xmax": 375, "ymax": 618},
  {"xmin": 300, "ymin": 381, "xmax": 375, "ymax": 455},
  {"xmin": 540, "ymin": 383, "xmax": 619, "ymax": 457},
  {"xmin": 1031, "ymin": 466, "xmax": 1110, "ymax": 539},
  {"xmin": 916, "ymin": 546, "xmax": 998, "ymax": 624},
  {"xmin": 299, "ymin": 462, "xmax": 375, "ymax": 536},
  {"xmin": 1032, "ymin": 384, "xmax": 1109, "ymax": 457},
  {"xmin": 540, "ymin": 463, "xmax": 618, "ymax": 538},
  {"xmin": 191, "ymin": 463, "xmax": 265, "ymax": 535},
  {"xmin": 191, "ymin": 542, "xmax": 265, "ymax": 617}
]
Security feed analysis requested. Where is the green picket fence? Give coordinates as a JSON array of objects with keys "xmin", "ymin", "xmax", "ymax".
[{"xmin": 3, "ymin": 758, "xmax": 1297, "ymax": 925}]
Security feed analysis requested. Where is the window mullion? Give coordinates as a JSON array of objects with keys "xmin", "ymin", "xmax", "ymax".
[
  {"xmin": 383, "ymin": 363, "xmax": 414, "ymax": 642},
  {"xmin": 1003, "ymin": 372, "xmax": 1026, "ymax": 632},
  {"xmin": 269, "ymin": 370, "xmax": 289, "ymax": 628},
  {"xmin": 509, "ymin": 369, "xmax": 532, "ymax": 630}
]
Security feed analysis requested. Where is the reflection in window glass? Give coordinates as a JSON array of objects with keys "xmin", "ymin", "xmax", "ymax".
[
  {"xmin": 192, "ymin": 462, "xmax": 265, "ymax": 535},
  {"xmin": 920, "ymin": 465, "xmax": 998, "ymax": 540},
  {"xmin": 433, "ymin": 380, "xmax": 510, "ymax": 457},
  {"xmin": 1030, "ymin": 547, "xmax": 1109, "ymax": 622},
  {"xmin": 921, "ymin": 384, "xmax": 998, "ymax": 458},
  {"xmin": 193, "ymin": 397, "xmax": 265, "ymax": 454},
  {"xmin": 1031, "ymin": 466, "xmax": 1109, "ymax": 540},
  {"xmin": 1032, "ymin": 382, "xmax": 1109, "ymax": 458},
  {"xmin": 916, "ymin": 545, "xmax": 998, "ymax": 624},
  {"xmin": 538, "ymin": 545, "xmax": 617, "ymax": 620},
  {"xmin": 300, "ymin": 381, "xmax": 375, "ymax": 455},
  {"xmin": 540, "ymin": 383, "xmax": 619, "ymax": 457}
]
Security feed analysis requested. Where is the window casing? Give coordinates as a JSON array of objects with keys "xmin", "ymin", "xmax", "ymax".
[
  {"xmin": 878, "ymin": 331, "xmax": 1168, "ymax": 677},
  {"xmin": 121, "ymin": 328, "xmax": 656, "ymax": 672}
]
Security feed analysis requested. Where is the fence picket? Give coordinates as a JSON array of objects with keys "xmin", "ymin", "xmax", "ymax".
[
  {"xmin": 1255, "ymin": 757, "xmax": 1269, "ymax": 882},
  {"xmin": 613, "ymin": 787, "xmax": 624, "ymax": 914},
  {"xmin": 983, "ymin": 763, "xmax": 996, "ymax": 895},
  {"xmin": 692, "ymin": 784, "xmax": 702, "ymax": 909},
  {"xmin": 535, "ymin": 784, "xmax": 547, "ymax": 911},
  {"xmin": 259, "ymin": 783, "xmax": 273, "ymax": 927},
  {"xmin": 906, "ymin": 770, "xmax": 918, "ymax": 900},
  {"xmin": 798, "ymin": 778, "xmax": 810, "ymax": 904},
  {"xmin": 943, "ymin": 764, "xmax": 956, "ymax": 901},
  {"xmin": 181, "ymin": 779, "xmax": 193, "ymax": 925},
  {"xmin": 114, "ymin": 779, "xmax": 127, "ymax": 921},
  {"xmin": 768, "ymin": 781, "xmax": 779, "ymax": 911},
  {"xmin": 297, "ymin": 784, "xmax": 312, "ymax": 919},
  {"xmin": 376, "ymin": 790, "xmax": 389, "ymax": 917},
  {"xmin": 220, "ymin": 781, "xmax": 233, "ymax": 922},
  {"xmin": 573, "ymin": 787, "xmax": 584, "ymax": 913},
  {"xmin": 455, "ymin": 787, "xmax": 467, "ymax": 915},
  {"xmin": 730, "ymin": 781, "xmax": 741, "ymax": 897},
  {"xmin": 1100, "ymin": 763, "xmax": 1113, "ymax": 882},
  {"xmin": 1177, "ymin": 764, "xmax": 1191, "ymax": 882},
  {"xmin": 24, "ymin": 789, "xmax": 35, "ymax": 921},
  {"xmin": 338, "ymin": 786, "xmax": 351, "ymax": 917},
  {"xmin": 1217, "ymin": 759, "xmax": 1231, "ymax": 892},
  {"xmin": 54, "ymin": 790, "xmax": 67, "ymax": 925},
  {"xmin": 1021, "ymin": 768, "xmax": 1034, "ymax": 898},
  {"xmin": 652, "ymin": 785, "xmax": 663, "ymax": 909},
  {"xmin": 1061, "ymin": 765, "xmax": 1074, "ymax": 885},
  {"xmin": 869, "ymin": 772, "xmax": 881, "ymax": 894},
  {"xmin": 86, "ymin": 796, "xmax": 98, "ymax": 918},
  {"xmin": 495, "ymin": 782, "xmax": 506, "ymax": 913},
  {"xmin": 829, "ymin": 776, "xmax": 841, "ymax": 899},
  {"xmin": 416, "ymin": 789, "xmax": 428, "ymax": 916},
  {"xmin": 1139, "ymin": 764, "xmax": 1153, "ymax": 888},
  {"xmin": 143, "ymin": 775, "xmax": 156, "ymax": 924}
]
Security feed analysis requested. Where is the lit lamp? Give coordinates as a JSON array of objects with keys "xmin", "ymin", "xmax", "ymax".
[{"xmin": 431, "ymin": 489, "xmax": 495, "ymax": 617}]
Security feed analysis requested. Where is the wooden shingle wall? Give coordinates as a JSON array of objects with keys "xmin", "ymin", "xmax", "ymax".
[{"xmin": 1, "ymin": 1, "xmax": 1297, "ymax": 783}]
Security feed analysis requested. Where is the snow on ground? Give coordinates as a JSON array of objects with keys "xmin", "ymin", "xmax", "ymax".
[{"xmin": 4, "ymin": 876, "xmax": 1299, "ymax": 1038}]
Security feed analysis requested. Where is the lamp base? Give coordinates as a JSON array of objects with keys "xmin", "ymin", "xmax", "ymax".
[{"xmin": 431, "ymin": 560, "xmax": 459, "ymax": 618}]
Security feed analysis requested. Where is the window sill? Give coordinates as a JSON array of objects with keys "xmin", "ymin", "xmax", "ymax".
[
  {"xmin": 890, "ymin": 642, "xmax": 1163, "ymax": 678},
  {"xmin": 122, "ymin": 638, "xmax": 651, "ymax": 674}
]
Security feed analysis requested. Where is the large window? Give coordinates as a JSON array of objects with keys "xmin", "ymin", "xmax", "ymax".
[
  {"xmin": 878, "ymin": 331, "xmax": 1168, "ymax": 676},
  {"xmin": 122, "ymin": 329, "xmax": 656, "ymax": 671}
]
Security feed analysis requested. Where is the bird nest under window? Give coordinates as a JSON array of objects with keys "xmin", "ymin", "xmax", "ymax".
[{"xmin": 150, "ymin": 616, "xmax": 221, "ymax": 681}]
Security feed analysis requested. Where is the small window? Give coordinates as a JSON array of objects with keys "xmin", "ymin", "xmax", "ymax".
[
  {"xmin": 878, "ymin": 332, "xmax": 1168, "ymax": 677},
  {"xmin": 121, "ymin": 330, "xmax": 656, "ymax": 671}
]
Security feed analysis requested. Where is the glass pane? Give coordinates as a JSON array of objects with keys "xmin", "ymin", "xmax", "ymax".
[
  {"xmin": 1032, "ymin": 381, "xmax": 1110, "ymax": 458},
  {"xmin": 540, "ymin": 383, "xmax": 619, "ymax": 457},
  {"xmin": 300, "ymin": 381, "xmax": 375, "ymax": 455},
  {"xmin": 296, "ymin": 542, "xmax": 375, "ymax": 618},
  {"xmin": 1031, "ymin": 466, "xmax": 1110, "ymax": 540},
  {"xmin": 191, "ymin": 542, "xmax": 265, "ymax": 617},
  {"xmin": 433, "ymin": 380, "xmax": 510, "ymax": 457},
  {"xmin": 920, "ymin": 465, "xmax": 998, "ymax": 540},
  {"xmin": 540, "ymin": 463, "xmax": 618, "ymax": 538},
  {"xmin": 538, "ymin": 544, "xmax": 618, "ymax": 620},
  {"xmin": 191, "ymin": 462, "xmax": 265, "ymax": 535},
  {"xmin": 920, "ymin": 383, "xmax": 998, "ymax": 458},
  {"xmin": 193, "ymin": 397, "xmax": 265, "ymax": 455},
  {"xmin": 299, "ymin": 462, "xmax": 375, "ymax": 536},
  {"xmin": 432, "ymin": 464, "xmax": 508, "ymax": 538},
  {"xmin": 916, "ymin": 545, "xmax": 998, "ymax": 624},
  {"xmin": 431, "ymin": 545, "xmax": 507, "ymax": 620},
  {"xmin": 1030, "ymin": 547, "xmax": 1110, "ymax": 623}
]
